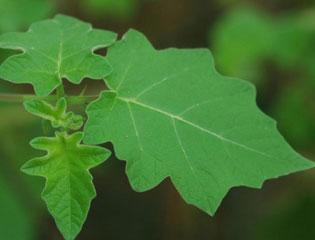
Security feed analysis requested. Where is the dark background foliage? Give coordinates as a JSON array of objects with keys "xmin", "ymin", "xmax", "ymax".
[{"xmin": 0, "ymin": 0, "xmax": 314, "ymax": 239}]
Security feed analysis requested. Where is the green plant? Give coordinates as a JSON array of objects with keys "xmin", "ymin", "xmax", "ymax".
[{"xmin": 0, "ymin": 15, "xmax": 313, "ymax": 240}]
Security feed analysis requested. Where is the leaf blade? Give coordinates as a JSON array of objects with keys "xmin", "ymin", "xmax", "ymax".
[
  {"xmin": 0, "ymin": 15, "xmax": 117, "ymax": 96},
  {"xmin": 84, "ymin": 30, "xmax": 314, "ymax": 215},
  {"xmin": 24, "ymin": 98, "xmax": 84, "ymax": 130},
  {"xmin": 22, "ymin": 132, "xmax": 110, "ymax": 240}
]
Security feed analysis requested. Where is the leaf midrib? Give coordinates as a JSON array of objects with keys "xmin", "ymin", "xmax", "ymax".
[{"xmin": 116, "ymin": 96, "xmax": 274, "ymax": 159}]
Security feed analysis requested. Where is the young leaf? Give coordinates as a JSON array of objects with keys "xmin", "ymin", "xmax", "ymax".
[
  {"xmin": 21, "ymin": 132, "xmax": 111, "ymax": 240},
  {"xmin": 0, "ymin": 15, "xmax": 117, "ymax": 96},
  {"xmin": 24, "ymin": 98, "xmax": 83, "ymax": 130},
  {"xmin": 84, "ymin": 30, "xmax": 314, "ymax": 215}
]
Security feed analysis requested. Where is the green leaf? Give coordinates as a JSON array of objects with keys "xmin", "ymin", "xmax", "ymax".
[
  {"xmin": 21, "ymin": 132, "xmax": 111, "ymax": 240},
  {"xmin": 0, "ymin": 15, "xmax": 117, "ymax": 96},
  {"xmin": 24, "ymin": 97, "xmax": 84, "ymax": 130},
  {"xmin": 84, "ymin": 30, "xmax": 314, "ymax": 215}
]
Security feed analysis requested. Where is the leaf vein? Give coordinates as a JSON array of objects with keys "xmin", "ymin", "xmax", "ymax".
[{"xmin": 117, "ymin": 96, "xmax": 273, "ymax": 159}]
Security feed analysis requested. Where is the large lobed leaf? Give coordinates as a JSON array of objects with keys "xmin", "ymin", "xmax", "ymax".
[
  {"xmin": 22, "ymin": 132, "xmax": 110, "ymax": 240},
  {"xmin": 84, "ymin": 30, "xmax": 314, "ymax": 215},
  {"xmin": 0, "ymin": 15, "xmax": 117, "ymax": 96}
]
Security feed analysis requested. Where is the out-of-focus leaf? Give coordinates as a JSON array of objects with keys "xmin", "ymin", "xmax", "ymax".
[
  {"xmin": 80, "ymin": 0, "xmax": 138, "ymax": 19},
  {"xmin": 0, "ymin": 175, "xmax": 35, "ymax": 240},
  {"xmin": 211, "ymin": 6, "xmax": 275, "ymax": 84},
  {"xmin": 211, "ymin": 6, "xmax": 315, "ymax": 84},
  {"xmin": 0, "ymin": 0, "xmax": 55, "ymax": 33},
  {"xmin": 270, "ymin": 14, "xmax": 314, "ymax": 69}
]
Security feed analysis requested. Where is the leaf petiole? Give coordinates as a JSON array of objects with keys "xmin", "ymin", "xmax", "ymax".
[{"xmin": 56, "ymin": 84, "xmax": 65, "ymax": 99}]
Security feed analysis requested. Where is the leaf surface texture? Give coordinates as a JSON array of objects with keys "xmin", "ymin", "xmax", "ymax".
[
  {"xmin": 22, "ymin": 132, "xmax": 110, "ymax": 240},
  {"xmin": 0, "ymin": 15, "xmax": 117, "ymax": 96},
  {"xmin": 84, "ymin": 30, "xmax": 314, "ymax": 214}
]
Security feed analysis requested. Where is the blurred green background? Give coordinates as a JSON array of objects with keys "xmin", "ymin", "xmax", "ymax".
[{"xmin": 0, "ymin": 0, "xmax": 315, "ymax": 239}]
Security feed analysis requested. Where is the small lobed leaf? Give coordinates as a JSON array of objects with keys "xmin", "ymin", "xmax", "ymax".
[
  {"xmin": 24, "ymin": 98, "xmax": 84, "ymax": 130},
  {"xmin": 84, "ymin": 29, "xmax": 314, "ymax": 215},
  {"xmin": 21, "ymin": 131, "xmax": 111, "ymax": 240},
  {"xmin": 0, "ymin": 14, "xmax": 117, "ymax": 96}
]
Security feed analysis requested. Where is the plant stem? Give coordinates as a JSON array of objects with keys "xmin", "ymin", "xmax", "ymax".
[
  {"xmin": 56, "ymin": 84, "xmax": 65, "ymax": 99},
  {"xmin": 0, "ymin": 93, "xmax": 98, "ymax": 105}
]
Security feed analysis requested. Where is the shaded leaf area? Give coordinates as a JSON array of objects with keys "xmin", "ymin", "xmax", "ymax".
[
  {"xmin": 0, "ymin": 15, "xmax": 117, "ymax": 96},
  {"xmin": 85, "ymin": 30, "xmax": 314, "ymax": 215},
  {"xmin": 211, "ymin": 6, "xmax": 275, "ymax": 84},
  {"xmin": 0, "ymin": 49, "xmax": 18, "ymax": 65},
  {"xmin": 0, "ymin": 94, "xmax": 44, "ymax": 240},
  {"xmin": 22, "ymin": 132, "xmax": 111, "ymax": 240}
]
